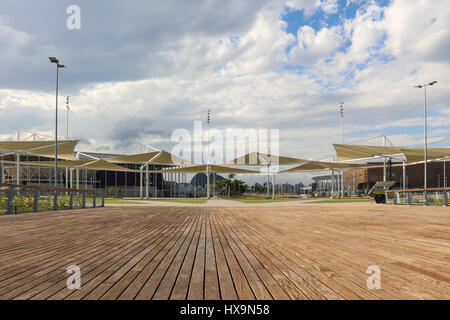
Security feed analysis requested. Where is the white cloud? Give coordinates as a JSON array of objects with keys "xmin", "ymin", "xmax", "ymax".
[
  {"xmin": 289, "ymin": 25, "xmax": 342, "ymax": 65},
  {"xmin": 286, "ymin": 0, "xmax": 339, "ymax": 15},
  {"xmin": 320, "ymin": 0, "xmax": 339, "ymax": 14},
  {"xmin": 382, "ymin": 0, "xmax": 450, "ymax": 62},
  {"xmin": 286, "ymin": 0, "xmax": 321, "ymax": 15}
]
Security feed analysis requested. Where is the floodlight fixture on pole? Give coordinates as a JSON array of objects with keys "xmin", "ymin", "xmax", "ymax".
[
  {"xmin": 339, "ymin": 101, "xmax": 344, "ymax": 144},
  {"xmin": 413, "ymin": 80, "xmax": 437, "ymax": 196},
  {"xmin": 66, "ymin": 96, "xmax": 70, "ymax": 139},
  {"xmin": 339, "ymin": 101, "xmax": 344, "ymax": 198},
  {"xmin": 206, "ymin": 108, "xmax": 211, "ymax": 198},
  {"xmin": 49, "ymin": 57, "xmax": 66, "ymax": 187}
]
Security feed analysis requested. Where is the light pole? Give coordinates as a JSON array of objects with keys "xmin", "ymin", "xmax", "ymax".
[
  {"xmin": 339, "ymin": 101, "xmax": 344, "ymax": 198},
  {"xmin": 206, "ymin": 108, "xmax": 211, "ymax": 199},
  {"xmin": 65, "ymin": 96, "xmax": 70, "ymax": 189},
  {"xmin": 49, "ymin": 57, "xmax": 66, "ymax": 187},
  {"xmin": 413, "ymin": 81, "xmax": 437, "ymax": 195},
  {"xmin": 66, "ymin": 96, "xmax": 70, "ymax": 139}
]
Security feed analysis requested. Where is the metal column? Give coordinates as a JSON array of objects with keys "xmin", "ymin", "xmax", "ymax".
[
  {"xmin": 139, "ymin": 166, "xmax": 143, "ymax": 199},
  {"xmin": 331, "ymin": 169, "xmax": 335, "ymax": 199},
  {"xmin": 16, "ymin": 152, "xmax": 20, "ymax": 185},
  {"xmin": 383, "ymin": 136, "xmax": 387, "ymax": 182},
  {"xmin": 145, "ymin": 164, "xmax": 149, "ymax": 199},
  {"xmin": 402, "ymin": 161, "xmax": 406, "ymax": 190},
  {"xmin": 206, "ymin": 165, "xmax": 210, "ymax": 199},
  {"xmin": 76, "ymin": 168, "xmax": 80, "ymax": 189},
  {"xmin": 272, "ymin": 173, "xmax": 275, "ymax": 199}
]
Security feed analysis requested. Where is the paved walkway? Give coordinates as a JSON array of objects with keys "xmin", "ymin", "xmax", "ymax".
[{"xmin": 106, "ymin": 198, "xmax": 330, "ymax": 207}]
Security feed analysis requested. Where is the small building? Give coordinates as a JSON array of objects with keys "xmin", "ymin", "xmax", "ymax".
[{"xmin": 343, "ymin": 161, "xmax": 448, "ymax": 192}]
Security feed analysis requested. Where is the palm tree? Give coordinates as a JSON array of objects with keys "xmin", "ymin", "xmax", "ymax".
[
  {"xmin": 227, "ymin": 174, "xmax": 236, "ymax": 196},
  {"xmin": 214, "ymin": 179, "xmax": 225, "ymax": 195}
]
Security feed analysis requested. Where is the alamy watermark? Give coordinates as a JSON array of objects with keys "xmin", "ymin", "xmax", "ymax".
[
  {"xmin": 366, "ymin": 265, "xmax": 381, "ymax": 290},
  {"xmin": 66, "ymin": 5, "xmax": 81, "ymax": 30},
  {"xmin": 66, "ymin": 265, "xmax": 81, "ymax": 290},
  {"xmin": 170, "ymin": 121, "xmax": 280, "ymax": 174}
]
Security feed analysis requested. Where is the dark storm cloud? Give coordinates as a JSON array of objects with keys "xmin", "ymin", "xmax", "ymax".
[
  {"xmin": 0, "ymin": 104, "xmax": 51, "ymax": 134},
  {"xmin": 0, "ymin": 0, "xmax": 270, "ymax": 92},
  {"xmin": 109, "ymin": 116, "xmax": 170, "ymax": 148}
]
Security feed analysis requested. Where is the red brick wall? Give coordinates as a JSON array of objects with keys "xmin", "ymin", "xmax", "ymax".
[{"xmin": 343, "ymin": 162, "xmax": 448, "ymax": 190}]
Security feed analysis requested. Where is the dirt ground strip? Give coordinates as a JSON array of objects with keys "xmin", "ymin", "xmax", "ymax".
[{"xmin": 0, "ymin": 204, "xmax": 449, "ymax": 300}]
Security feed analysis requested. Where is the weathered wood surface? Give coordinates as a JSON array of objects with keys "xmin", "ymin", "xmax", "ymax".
[{"xmin": 0, "ymin": 204, "xmax": 448, "ymax": 300}]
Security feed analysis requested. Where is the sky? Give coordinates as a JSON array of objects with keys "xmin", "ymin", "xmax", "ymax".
[{"xmin": 0, "ymin": 0, "xmax": 449, "ymax": 184}]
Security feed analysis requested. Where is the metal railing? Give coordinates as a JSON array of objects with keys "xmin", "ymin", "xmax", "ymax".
[
  {"xmin": 0, "ymin": 183, "xmax": 105, "ymax": 215},
  {"xmin": 385, "ymin": 188, "xmax": 449, "ymax": 206}
]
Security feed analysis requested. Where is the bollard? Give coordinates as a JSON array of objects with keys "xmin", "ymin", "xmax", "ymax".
[
  {"xmin": 33, "ymin": 189, "xmax": 39, "ymax": 212},
  {"xmin": 53, "ymin": 190, "xmax": 59, "ymax": 211},
  {"xmin": 6, "ymin": 187, "xmax": 15, "ymax": 214},
  {"xmin": 82, "ymin": 192, "xmax": 86, "ymax": 208},
  {"xmin": 444, "ymin": 190, "xmax": 448, "ymax": 207},
  {"xmin": 69, "ymin": 191, "xmax": 73, "ymax": 209},
  {"xmin": 93, "ymin": 193, "xmax": 96, "ymax": 208},
  {"xmin": 101, "ymin": 193, "xmax": 105, "ymax": 207}
]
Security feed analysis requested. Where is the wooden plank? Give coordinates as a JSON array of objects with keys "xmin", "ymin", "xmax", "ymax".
[
  {"xmin": 212, "ymin": 212, "xmax": 273, "ymax": 300},
  {"xmin": 133, "ymin": 212, "xmax": 199, "ymax": 300},
  {"xmin": 153, "ymin": 209, "xmax": 203, "ymax": 300},
  {"xmin": 170, "ymin": 210, "xmax": 203, "ymax": 300},
  {"xmin": 32, "ymin": 213, "xmax": 181, "ymax": 300},
  {"xmin": 209, "ymin": 210, "xmax": 238, "ymax": 300},
  {"xmin": 1, "ymin": 214, "xmax": 167, "ymax": 298},
  {"xmin": 67, "ymin": 213, "xmax": 191, "ymax": 300},
  {"xmin": 203, "ymin": 211, "xmax": 220, "ymax": 300},
  {"xmin": 210, "ymin": 212, "xmax": 255, "ymax": 300},
  {"xmin": 0, "ymin": 203, "xmax": 449, "ymax": 300},
  {"xmin": 186, "ymin": 212, "xmax": 206, "ymax": 300}
]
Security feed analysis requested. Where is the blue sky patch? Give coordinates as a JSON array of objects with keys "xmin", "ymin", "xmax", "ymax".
[{"xmin": 282, "ymin": 0, "xmax": 391, "ymax": 36}]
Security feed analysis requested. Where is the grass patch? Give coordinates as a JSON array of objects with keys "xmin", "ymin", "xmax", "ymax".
[
  {"xmin": 231, "ymin": 198, "xmax": 305, "ymax": 204},
  {"xmin": 145, "ymin": 198, "xmax": 208, "ymax": 204},
  {"xmin": 107, "ymin": 198, "xmax": 208, "ymax": 204},
  {"xmin": 308, "ymin": 199, "xmax": 374, "ymax": 204},
  {"xmin": 105, "ymin": 199, "xmax": 147, "ymax": 204}
]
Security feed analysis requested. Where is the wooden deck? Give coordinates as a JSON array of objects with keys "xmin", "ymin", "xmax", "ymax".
[{"xmin": 0, "ymin": 204, "xmax": 449, "ymax": 300}]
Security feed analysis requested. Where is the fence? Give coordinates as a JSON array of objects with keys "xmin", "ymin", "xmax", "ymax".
[
  {"xmin": 0, "ymin": 183, "xmax": 105, "ymax": 215},
  {"xmin": 385, "ymin": 188, "xmax": 449, "ymax": 206}
]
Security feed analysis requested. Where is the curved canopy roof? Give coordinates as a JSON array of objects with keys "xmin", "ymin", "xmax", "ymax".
[
  {"xmin": 223, "ymin": 152, "xmax": 307, "ymax": 166},
  {"xmin": 400, "ymin": 147, "xmax": 450, "ymax": 163},
  {"xmin": 19, "ymin": 159, "xmax": 136, "ymax": 172},
  {"xmin": 104, "ymin": 151, "xmax": 160, "ymax": 164},
  {"xmin": 0, "ymin": 140, "xmax": 78, "ymax": 160},
  {"xmin": 151, "ymin": 164, "xmax": 261, "ymax": 174},
  {"xmin": 280, "ymin": 161, "xmax": 382, "ymax": 173},
  {"xmin": 104, "ymin": 150, "xmax": 194, "ymax": 166},
  {"xmin": 333, "ymin": 144, "xmax": 449, "ymax": 164}
]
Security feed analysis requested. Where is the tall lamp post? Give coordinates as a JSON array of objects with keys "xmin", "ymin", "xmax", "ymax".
[
  {"xmin": 49, "ymin": 57, "xmax": 66, "ymax": 187},
  {"xmin": 339, "ymin": 101, "xmax": 344, "ymax": 198},
  {"xmin": 206, "ymin": 108, "xmax": 211, "ymax": 199},
  {"xmin": 66, "ymin": 96, "xmax": 70, "ymax": 139},
  {"xmin": 65, "ymin": 96, "xmax": 70, "ymax": 189},
  {"xmin": 413, "ymin": 81, "xmax": 437, "ymax": 201}
]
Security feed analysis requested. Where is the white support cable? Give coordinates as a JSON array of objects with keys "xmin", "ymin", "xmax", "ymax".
[
  {"xmin": 386, "ymin": 137, "xmax": 394, "ymax": 147},
  {"xmin": 77, "ymin": 152, "xmax": 100, "ymax": 160},
  {"xmin": 427, "ymin": 137, "xmax": 450, "ymax": 145}
]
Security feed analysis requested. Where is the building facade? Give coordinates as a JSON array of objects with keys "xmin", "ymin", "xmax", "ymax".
[{"xmin": 343, "ymin": 161, "xmax": 448, "ymax": 192}]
